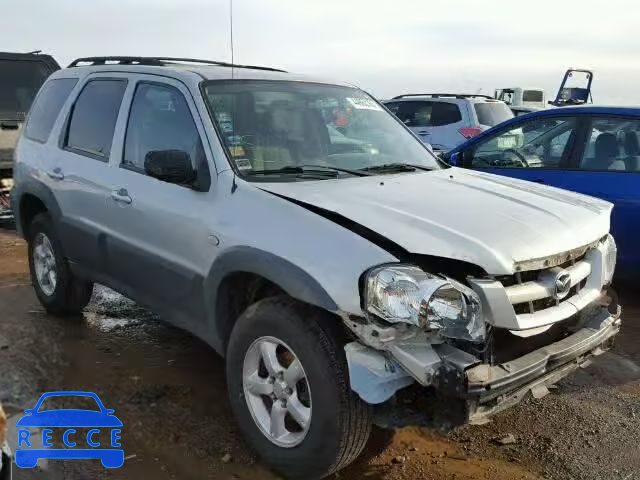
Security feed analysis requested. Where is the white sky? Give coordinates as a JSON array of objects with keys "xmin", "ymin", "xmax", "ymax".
[{"xmin": 3, "ymin": 0, "xmax": 640, "ymax": 103}]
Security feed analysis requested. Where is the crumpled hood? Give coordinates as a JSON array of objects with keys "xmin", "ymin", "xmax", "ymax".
[{"xmin": 259, "ymin": 168, "xmax": 612, "ymax": 275}]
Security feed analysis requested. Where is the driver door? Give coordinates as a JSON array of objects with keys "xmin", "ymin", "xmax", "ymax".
[{"xmin": 465, "ymin": 115, "xmax": 581, "ymax": 189}]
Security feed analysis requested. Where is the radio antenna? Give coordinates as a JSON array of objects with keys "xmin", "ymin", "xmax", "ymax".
[
  {"xmin": 229, "ymin": 0, "xmax": 238, "ymax": 194},
  {"xmin": 229, "ymin": 0, "xmax": 235, "ymax": 79}
]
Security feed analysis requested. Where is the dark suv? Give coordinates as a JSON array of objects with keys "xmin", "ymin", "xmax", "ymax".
[{"xmin": 0, "ymin": 52, "xmax": 59, "ymax": 177}]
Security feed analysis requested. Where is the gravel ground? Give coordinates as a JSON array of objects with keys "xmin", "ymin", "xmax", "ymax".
[{"xmin": 0, "ymin": 229, "xmax": 638, "ymax": 480}]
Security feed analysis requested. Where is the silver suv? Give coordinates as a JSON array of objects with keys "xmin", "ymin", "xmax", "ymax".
[
  {"xmin": 12, "ymin": 57, "xmax": 621, "ymax": 479},
  {"xmin": 383, "ymin": 93, "xmax": 513, "ymax": 152}
]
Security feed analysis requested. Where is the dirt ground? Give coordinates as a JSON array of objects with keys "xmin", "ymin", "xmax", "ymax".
[{"xmin": 0, "ymin": 229, "xmax": 638, "ymax": 480}]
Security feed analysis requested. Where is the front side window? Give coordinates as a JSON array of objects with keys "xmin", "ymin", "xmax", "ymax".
[
  {"xmin": 522, "ymin": 90, "xmax": 543, "ymax": 103},
  {"xmin": 123, "ymin": 83, "xmax": 210, "ymax": 189},
  {"xmin": 203, "ymin": 81, "xmax": 439, "ymax": 180},
  {"xmin": 471, "ymin": 117, "xmax": 577, "ymax": 169},
  {"xmin": 65, "ymin": 79, "xmax": 127, "ymax": 159},
  {"xmin": 25, "ymin": 78, "xmax": 78, "ymax": 143},
  {"xmin": 580, "ymin": 117, "xmax": 640, "ymax": 172}
]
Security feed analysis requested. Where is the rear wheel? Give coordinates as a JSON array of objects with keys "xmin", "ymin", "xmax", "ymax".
[
  {"xmin": 226, "ymin": 296, "xmax": 372, "ymax": 479},
  {"xmin": 27, "ymin": 213, "xmax": 93, "ymax": 315}
]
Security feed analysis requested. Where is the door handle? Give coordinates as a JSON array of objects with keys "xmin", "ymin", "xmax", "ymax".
[
  {"xmin": 46, "ymin": 168, "xmax": 64, "ymax": 181},
  {"xmin": 418, "ymin": 131, "xmax": 430, "ymax": 136},
  {"xmin": 111, "ymin": 188, "xmax": 132, "ymax": 205}
]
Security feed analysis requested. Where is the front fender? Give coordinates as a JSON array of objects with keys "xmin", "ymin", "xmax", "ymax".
[{"xmin": 203, "ymin": 246, "xmax": 339, "ymax": 353}]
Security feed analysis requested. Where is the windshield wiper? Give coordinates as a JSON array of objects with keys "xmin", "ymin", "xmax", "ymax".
[
  {"xmin": 246, "ymin": 164, "xmax": 370, "ymax": 178},
  {"xmin": 300, "ymin": 164, "xmax": 371, "ymax": 176},
  {"xmin": 360, "ymin": 163, "xmax": 433, "ymax": 173}
]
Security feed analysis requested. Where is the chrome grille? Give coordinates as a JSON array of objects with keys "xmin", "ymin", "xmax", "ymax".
[{"xmin": 501, "ymin": 253, "xmax": 590, "ymax": 315}]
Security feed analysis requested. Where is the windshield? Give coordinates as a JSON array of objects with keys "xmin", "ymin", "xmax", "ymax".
[
  {"xmin": 0, "ymin": 59, "xmax": 51, "ymax": 119},
  {"xmin": 203, "ymin": 80, "xmax": 440, "ymax": 179},
  {"xmin": 474, "ymin": 102, "xmax": 514, "ymax": 127}
]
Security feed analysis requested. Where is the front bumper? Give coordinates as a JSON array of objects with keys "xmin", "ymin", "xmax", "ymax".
[
  {"xmin": 347, "ymin": 304, "xmax": 621, "ymax": 426},
  {"xmin": 463, "ymin": 304, "xmax": 621, "ymax": 423}
]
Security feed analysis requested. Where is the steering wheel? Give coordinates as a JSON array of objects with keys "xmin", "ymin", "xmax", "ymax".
[{"xmin": 502, "ymin": 149, "xmax": 529, "ymax": 167}]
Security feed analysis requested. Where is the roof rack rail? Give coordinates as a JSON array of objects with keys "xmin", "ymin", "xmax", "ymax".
[
  {"xmin": 67, "ymin": 56, "xmax": 287, "ymax": 72},
  {"xmin": 391, "ymin": 93, "xmax": 495, "ymax": 100}
]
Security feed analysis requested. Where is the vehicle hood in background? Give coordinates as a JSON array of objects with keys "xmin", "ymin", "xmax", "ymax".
[{"xmin": 259, "ymin": 168, "xmax": 612, "ymax": 275}]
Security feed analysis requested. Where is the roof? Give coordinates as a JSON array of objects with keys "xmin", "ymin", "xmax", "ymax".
[
  {"xmin": 384, "ymin": 93, "xmax": 501, "ymax": 103},
  {"xmin": 0, "ymin": 51, "xmax": 60, "ymax": 71},
  {"xmin": 512, "ymin": 105, "xmax": 640, "ymax": 119},
  {"xmin": 56, "ymin": 56, "xmax": 353, "ymax": 87}
]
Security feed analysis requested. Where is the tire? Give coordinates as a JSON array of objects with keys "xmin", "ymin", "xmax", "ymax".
[
  {"xmin": 27, "ymin": 213, "xmax": 93, "ymax": 315},
  {"xmin": 226, "ymin": 296, "xmax": 372, "ymax": 480}
]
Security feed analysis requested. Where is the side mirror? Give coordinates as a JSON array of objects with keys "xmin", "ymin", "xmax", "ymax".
[{"xmin": 144, "ymin": 150, "xmax": 196, "ymax": 185}]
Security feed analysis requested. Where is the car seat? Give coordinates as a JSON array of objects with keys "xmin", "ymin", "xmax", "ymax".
[
  {"xmin": 623, "ymin": 130, "xmax": 640, "ymax": 172},
  {"xmin": 583, "ymin": 132, "xmax": 620, "ymax": 170}
]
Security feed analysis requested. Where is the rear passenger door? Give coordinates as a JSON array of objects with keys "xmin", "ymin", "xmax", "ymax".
[
  {"xmin": 52, "ymin": 75, "xmax": 128, "ymax": 274},
  {"xmin": 385, "ymin": 100, "xmax": 464, "ymax": 150},
  {"xmin": 545, "ymin": 116, "xmax": 640, "ymax": 275},
  {"xmin": 103, "ymin": 76, "xmax": 216, "ymax": 331}
]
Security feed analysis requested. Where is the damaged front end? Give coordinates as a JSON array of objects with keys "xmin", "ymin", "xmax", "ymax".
[{"xmin": 344, "ymin": 235, "xmax": 621, "ymax": 427}]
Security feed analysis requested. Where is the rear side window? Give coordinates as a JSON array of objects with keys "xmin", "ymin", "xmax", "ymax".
[
  {"xmin": 522, "ymin": 90, "xmax": 543, "ymax": 102},
  {"xmin": 474, "ymin": 102, "xmax": 513, "ymax": 127},
  {"xmin": 25, "ymin": 78, "xmax": 78, "ymax": 143},
  {"xmin": 385, "ymin": 101, "xmax": 461, "ymax": 127},
  {"xmin": 430, "ymin": 102, "xmax": 462, "ymax": 126},
  {"xmin": 65, "ymin": 79, "xmax": 127, "ymax": 160}
]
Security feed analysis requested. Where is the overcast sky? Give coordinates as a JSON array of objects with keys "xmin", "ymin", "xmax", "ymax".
[{"xmin": 3, "ymin": 0, "xmax": 639, "ymax": 103}]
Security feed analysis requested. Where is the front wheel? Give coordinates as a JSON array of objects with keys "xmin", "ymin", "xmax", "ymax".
[{"xmin": 226, "ymin": 297, "xmax": 372, "ymax": 479}]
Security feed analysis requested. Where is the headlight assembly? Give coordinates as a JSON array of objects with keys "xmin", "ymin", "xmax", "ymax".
[
  {"xmin": 602, "ymin": 234, "xmax": 617, "ymax": 285},
  {"xmin": 364, "ymin": 265, "xmax": 485, "ymax": 342}
]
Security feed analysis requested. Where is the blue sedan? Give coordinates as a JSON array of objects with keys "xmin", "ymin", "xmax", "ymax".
[{"xmin": 445, "ymin": 106, "xmax": 640, "ymax": 279}]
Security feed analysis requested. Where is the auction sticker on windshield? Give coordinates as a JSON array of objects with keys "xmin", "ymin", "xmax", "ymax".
[
  {"xmin": 346, "ymin": 97, "xmax": 383, "ymax": 111},
  {"xmin": 14, "ymin": 391, "xmax": 124, "ymax": 469}
]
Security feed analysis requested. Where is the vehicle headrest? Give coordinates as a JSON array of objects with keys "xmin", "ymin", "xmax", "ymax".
[
  {"xmin": 624, "ymin": 130, "xmax": 640, "ymax": 155},
  {"xmin": 594, "ymin": 132, "xmax": 618, "ymax": 160}
]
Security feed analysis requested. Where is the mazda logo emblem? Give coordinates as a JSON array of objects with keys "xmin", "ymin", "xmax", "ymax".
[{"xmin": 554, "ymin": 271, "xmax": 572, "ymax": 300}]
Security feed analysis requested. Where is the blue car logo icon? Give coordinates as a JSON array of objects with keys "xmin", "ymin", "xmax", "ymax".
[{"xmin": 15, "ymin": 391, "xmax": 123, "ymax": 468}]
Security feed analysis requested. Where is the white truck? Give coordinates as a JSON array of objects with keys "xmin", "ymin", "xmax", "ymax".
[{"xmin": 494, "ymin": 87, "xmax": 547, "ymax": 114}]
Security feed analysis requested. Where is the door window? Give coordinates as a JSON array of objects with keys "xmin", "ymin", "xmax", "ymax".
[
  {"xmin": 25, "ymin": 78, "xmax": 78, "ymax": 143},
  {"xmin": 123, "ymin": 82, "xmax": 210, "ymax": 190},
  {"xmin": 579, "ymin": 117, "xmax": 640, "ymax": 172},
  {"xmin": 64, "ymin": 79, "xmax": 127, "ymax": 160},
  {"xmin": 471, "ymin": 117, "xmax": 577, "ymax": 169},
  {"xmin": 474, "ymin": 102, "xmax": 513, "ymax": 127},
  {"xmin": 385, "ymin": 101, "xmax": 461, "ymax": 127}
]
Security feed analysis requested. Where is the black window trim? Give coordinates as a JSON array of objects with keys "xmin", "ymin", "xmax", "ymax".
[
  {"xmin": 466, "ymin": 114, "xmax": 581, "ymax": 171},
  {"xmin": 121, "ymin": 79, "xmax": 212, "ymax": 191},
  {"xmin": 58, "ymin": 76, "xmax": 129, "ymax": 163},
  {"xmin": 23, "ymin": 77, "xmax": 80, "ymax": 144}
]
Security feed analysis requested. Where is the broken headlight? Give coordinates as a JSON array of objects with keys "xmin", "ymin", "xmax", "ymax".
[{"xmin": 364, "ymin": 265, "xmax": 485, "ymax": 342}]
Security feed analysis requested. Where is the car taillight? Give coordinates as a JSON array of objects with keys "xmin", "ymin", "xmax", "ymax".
[{"xmin": 458, "ymin": 127, "xmax": 483, "ymax": 139}]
